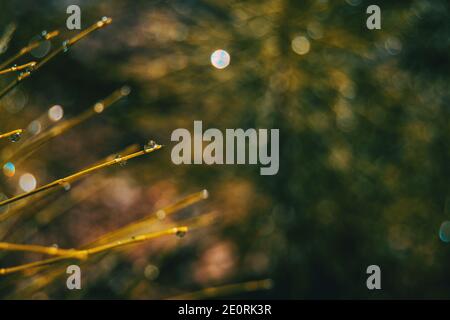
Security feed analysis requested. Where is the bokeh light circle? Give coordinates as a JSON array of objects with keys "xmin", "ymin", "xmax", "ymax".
[
  {"xmin": 291, "ymin": 36, "xmax": 310, "ymax": 55},
  {"xmin": 48, "ymin": 105, "xmax": 64, "ymax": 122},
  {"xmin": 2, "ymin": 162, "xmax": 15, "ymax": 177},
  {"xmin": 19, "ymin": 173, "xmax": 37, "ymax": 192},
  {"xmin": 439, "ymin": 221, "xmax": 450, "ymax": 243},
  {"xmin": 28, "ymin": 120, "xmax": 42, "ymax": 135},
  {"xmin": 210, "ymin": 49, "xmax": 231, "ymax": 69},
  {"xmin": 29, "ymin": 35, "xmax": 51, "ymax": 58}
]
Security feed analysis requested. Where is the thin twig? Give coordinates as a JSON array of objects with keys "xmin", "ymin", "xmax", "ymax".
[
  {"xmin": 0, "ymin": 144, "xmax": 139, "ymax": 224},
  {"xmin": 0, "ymin": 29, "xmax": 58, "ymax": 70},
  {"xmin": 167, "ymin": 279, "xmax": 273, "ymax": 300},
  {"xmin": 0, "ymin": 129, "xmax": 23, "ymax": 140},
  {"xmin": 7, "ymin": 86, "xmax": 130, "ymax": 164},
  {"xmin": 0, "ymin": 192, "xmax": 209, "ymax": 278},
  {"xmin": 89, "ymin": 189, "xmax": 209, "ymax": 246},
  {"xmin": 0, "ymin": 242, "xmax": 81, "ymax": 258},
  {"xmin": 0, "ymin": 18, "xmax": 111, "ymax": 100},
  {"xmin": 0, "ymin": 61, "xmax": 36, "ymax": 75},
  {"xmin": 0, "ymin": 226, "xmax": 188, "ymax": 275},
  {"xmin": 0, "ymin": 142, "xmax": 162, "ymax": 208}
]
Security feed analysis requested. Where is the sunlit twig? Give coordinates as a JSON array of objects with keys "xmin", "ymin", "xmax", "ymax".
[
  {"xmin": 167, "ymin": 279, "xmax": 273, "ymax": 300},
  {"xmin": 89, "ymin": 189, "xmax": 209, "ymax": 247},
  {"xmin": 0, "ymin": 226, "xmax": 188, "ymax": 275},
  {"xmin": 0, "ymin": 129, "xmax": 23, "ymax": 140},
  {"xmin": 7, "ymin": 86, "xmax": 130, "ymax": 164},
  {"xmin": 0, "ymin": 142, "xmax": 162, "ymax": 208},
  {"xmin": 0, "ymin": 18, "xmax": 111, "ymax": 100},
  {"xmin": 0, "ymin": 145, "xmax": 139, "ymax": 224},
  {"xmin": 0, "ymin": 30, "xmax": 59, "ymax": 70},
  {"xmin": 0, "ymin": 61, "xmax": 36, "ymax": 75}
]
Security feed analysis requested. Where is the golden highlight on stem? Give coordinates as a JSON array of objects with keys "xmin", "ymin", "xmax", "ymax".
[
  {"xmin": 89, "ymin": 189, "xmax": 209, "ymax": 247},
  {"xmin": 34, "ymin": 17, "xmax": 112, "ymax": 72},
  {"xmin": 0, "ymin": 144, "xmax": 137, "ymax": 224},
  {"xmin": 0, "ymin": 143, "xmax": 162, "ymax": 208},
  {"xmin": 167, "ymin": 279, "xmax": 273, "ymax": 300},
  {"xmin": 30, "ymin": 212, "xmax": 214, "ymax": 294},
  {"xmin": 0, "ymin": 18, "xmax": 112, "ymax": 100},
  {"xmin": 5, "ymin": 191, "xmax": 210, "ymax": 282},
  {"xmin": 171, "ymin": 210, "xmax": 219, "ymax": 231},
  {"xmin": 0, "ymin": 242, "xmax": 81, "ymax": 258},
  {"xmin": 0, "ymin": 62, "xmax": 36, "ymax": 75},
  {"xmin": 0, "ymin": 30, "xmax": 59, "ymax": 70},
  {"xmin": 84, "ymin": 226, "xmax": 188, "ymax": 256},
  {"xmin": 0, "ymin": 129, "xmax": 23, "ymax": 140},
  {"xmin": 0, "ymin": 226, "xmax": 188, "ymax": 275}
]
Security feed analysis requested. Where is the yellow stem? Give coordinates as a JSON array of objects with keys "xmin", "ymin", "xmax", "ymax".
[
  {"xmin": 0, "ymin": 129, "xmax": 23, "ymax": 140},
  {"xmin": 0, "ymin": 143, "xmax": 162, "ymax": 208},
  {"xmin": 8, "ymin": 86, "xmax": 130, "ymax": 164},
  {"xmin": 0, "ymin": 62, "xmax": 36, "ymax": 75},
  {"xmin": 34, "ymin": 18, "xmax": 112, "ymax": 72},
  {"xmin": 0, "ymin": 18, "xmax": 111, "ymax": 99},
  {"xmin": 167, "ymin": 279, "xmax": 273, "ymax": 300},
  {"xmin": 0, "ymin": 226, "xmax": 188, "ymax": 275},
  {"xmin": 84, "ymin": 226, "xmax": 188, "ymax": 256},
  {"xmin": 89, "ymin": 189, "xmax": 208, "ymax": 246},
  {"xmin": 0, "ymin": 30, "xmax": 59, "ymax": 70},
  {"xmin": 0, "ymin": 242, "xmax": 83, "ymax": 258},
  {"xmin": 5, "ymin": 191, "xmax": 209, "ymax": 281}
]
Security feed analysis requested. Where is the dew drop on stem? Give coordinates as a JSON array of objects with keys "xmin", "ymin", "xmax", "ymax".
[
  {"xmin": 62, "ymin": 40, "xmax": 69, "ymax": 53},
  {"xmin": 144, "ymin": 140, "xmax": 157, "ymax": 152},
  {"xmin": 176, "ymin": 230, "xmax": 186, "ymax": 238},
  {"xmin": 115, "ymin": 154, "xmax": 127, "ymax": 166},
  {"xmin": 8, "ymin": 132, "xmax": 21, "ymax": 143}
]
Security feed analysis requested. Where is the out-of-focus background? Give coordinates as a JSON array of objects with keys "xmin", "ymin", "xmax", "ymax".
[{"xmin": 0, "ymin": 0, "xmax": 449, "ymax": 299}]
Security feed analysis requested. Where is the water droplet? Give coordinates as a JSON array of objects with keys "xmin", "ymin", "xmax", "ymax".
[
  {"xmin": 120, "ymin": 86, "xmax": 131, "ymax": 96},
  {"xmin": 62, "ymin": 40, "xmax": 69, "ymax": 53},
  {"xmin": 144, "ymin": 140, "xmax": 157, "ymax": 152},
  {"xmin": 439, "ymin": 221, "xmax": 450, "ymax": 243},
  {"xmin": 9, "ymin": 132, "xmax": 21, "ymax": 142},
  {"xmin": 115, "ymin": 154, "xmax": 127, "ymax": 166},
  {"xmin": 41, "ymin": 30, "xmax": 48, "ymax": 38},
  {"xmin": 59, "ymin": 180, "xmax": 71, "ymax": 191},
  {"xmin": 176, "ymin": 229, "xmax": 186, "ymax": 238},
  {"xmin": 51, "ymin": 243, "xmax": 59, "ymax": 248},
  {"xmin": 0, "ymin": 193, "xmax": 10, "ymax": 214},
  {"xmin": 2, "ymin": 162, "xmax": 15, "ymax": 177}
]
